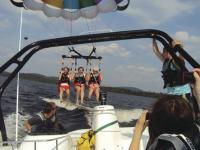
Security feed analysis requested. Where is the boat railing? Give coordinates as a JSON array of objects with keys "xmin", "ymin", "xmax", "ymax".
[{"xmin": 0, "ymin": 134, "xmax": 80, "ymax": 150}]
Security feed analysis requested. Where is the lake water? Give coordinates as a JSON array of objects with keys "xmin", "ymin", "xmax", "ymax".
[{"xmin": 0, "ymin": 76, "xmax": 156, "ymax": 140}]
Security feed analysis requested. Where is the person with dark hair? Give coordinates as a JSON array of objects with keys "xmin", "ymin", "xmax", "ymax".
[
  {"xmin": 152, "ymin": 39, "xmax": 191, "ymax": 100},
  {"xmin": 86, "ymin": 66, "xmax": 103, "ymax": 101},
  {"xmin": 73, "ymin": 66, "xmax": 86, "ymax": 105},
  {"xmin": 58, "ymin": 67, "xmax": 72, "ymax": 102},
  {"xmin": 129, "ymin": 69, "xmax": 200, "ymax": 150},
  {"xmin": 24, "ymin": 102, "xmax": 61, "ymax": 134}
]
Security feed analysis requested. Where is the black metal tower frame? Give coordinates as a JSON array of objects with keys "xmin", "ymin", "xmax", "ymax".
[
  {"xmin": 0, "ymin": 29, "xmax": 200, "ymax": 144},
  {"xmin": 62, "ymin": 46, "xmax": 102, "ymax": 60}
]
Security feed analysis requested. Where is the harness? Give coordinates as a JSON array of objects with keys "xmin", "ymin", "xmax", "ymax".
[
  {"xmin": 74, "ymin": 73, "xmax": 86, "ymax": 85},
  {"xmin": 89, "ymin": 73, "xmax": 100, "ymax": 85},
  {"xmin": 37, "ymin": 112, "xmax": 56, "ymax": 123},
  {"xmin": 60, "ymin": 73, "xmax": 70, "ymax": 84},
  {"xmin": 161, "ymin": 59, "xmax": 184, "ymax": 88},
  {"xmin": 148, "ymin": 125, "xmax": 200, "ymax": 150}
]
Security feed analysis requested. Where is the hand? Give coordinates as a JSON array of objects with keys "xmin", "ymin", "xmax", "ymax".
[
  {"xmin": 24, "ymin": 127, "xmax": 31, "ymax": 133},
  {"xmin": 27, "ymin": 129, "xmax": 31, "ymax": 133},
  {"xmin": 136, "ymin": 110, "xmax": 148, "ymax": 128},
  {"xmin": 172, "ymin": 39, "xmax": 182, "ymax": 48},
  {"xmin": 99, "ymin": 73, "xmax": 103, "ymax": 81},
  {"xmin": 24, "ymin": 121, "xmax": 32, "ymax": 134}
]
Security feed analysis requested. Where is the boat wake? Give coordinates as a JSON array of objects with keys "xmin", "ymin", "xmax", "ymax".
[
  {"xmin": 85, "ymin": 108, "xmax": 143, "ymax": 126},
  {"xmin": 2, "ymin": 113, "xmax": 30, "ymax": 141},
  {"xmin": 116, "ymin": 109, "xmax": 143, "ymax": 121}
]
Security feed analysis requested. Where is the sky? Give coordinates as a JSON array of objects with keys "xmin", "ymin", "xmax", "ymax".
[{"xmin": 1, "ymin": 0, "xmax": 200, "ymax": 92}]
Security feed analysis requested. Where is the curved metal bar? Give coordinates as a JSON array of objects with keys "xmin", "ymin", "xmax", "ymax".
[
  {"xmin": 0, "ymin": 47, "xmax": 42, "ymax": 143},
  {"xmin": 62, "ymin": 55, "xmax": 102, "ymax": 60},
  {"xmin": 117, "ymin": 0, "xmax": 131, "ymax": 11},
  {"xmin": 0, "ymin": 48, "xmax": 41, "ymax": 97},
  {"xmin": 0, "ymin": 29, "xmax": 199, "ymax": 143},
  {"xmin": 153, "ymin": 35, "xmax": 188, "ymax": 71},
  {"xmin": 0, "ymin": 106, "xmax": 7, "ymax": 145},
  {"xmin": 174, "ymin": 46, "xmax": 200, "ymax": 68},
  {"xmin": 10, "ymin": 0, "xmax": 24, "ymax": 7}
]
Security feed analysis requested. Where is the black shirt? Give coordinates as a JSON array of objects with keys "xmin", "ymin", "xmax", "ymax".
[{"xmin": 28, "ymin": 112, "xmax": 57, "ymax": 133}]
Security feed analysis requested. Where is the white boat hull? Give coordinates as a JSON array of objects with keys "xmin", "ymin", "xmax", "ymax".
[
  {"xmin": 1, "ymin": 105, "xmax": 149, "ymax": 150},
  {"xmin": 1, "ymin": 127, "xmax": 149, "ymax": 150}
]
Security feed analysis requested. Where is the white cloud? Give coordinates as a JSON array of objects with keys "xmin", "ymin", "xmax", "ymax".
[
  {"xmin": 0, "ymin": 0, "xmax": 21, "ymax": 14},
  {"xmin": 174, "ymin": 31, "xmax": 200, "ymax": 44},
  {"xmin": 174, "ymin": 31, "xmax": 189, "ymax": 41},
  {"xmin": 124, "ymin": 0, "xmax": 199, "ymax": 25},
  {"xmin": 0, "ymin": 19, "xmax": 11, "ymax": 29},
  {"xmin": 173, "ymin": 31, "xmax": 200, "ymax": 62},
  {"xmin": 73, "ymin": 43, "xmax": 131, "ymax": 58},
  {"xmin": 115, "ymin": 64, "xmax": 156, "ymax": 73}
]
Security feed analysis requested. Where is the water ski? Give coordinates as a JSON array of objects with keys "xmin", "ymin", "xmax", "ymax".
[
  {"xmin": 73, "ymin": 99, "xmax": 99, "ymax": 111},
  {"xmin": 75, "ymin": 104, "xmax": 93, "ymax": 111},
  {"xmin": 41, "ymin": 97, "xmax": 77, "ymax": 111},
  {"xmin": 41, "ymin": 97, "xmax": 94, "ymax": 111}
]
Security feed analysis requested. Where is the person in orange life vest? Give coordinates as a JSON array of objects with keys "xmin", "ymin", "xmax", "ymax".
[
  {"xmin": 73, "ymin": 67, "xmax": 86, "ymax": 105},
  {"xmin": 58, "ymin": 67, "xmax": 72, "ymax": 102},
  {"xmin": 87, "ymin": 67, "xmax": 103, "ymax": 101}
]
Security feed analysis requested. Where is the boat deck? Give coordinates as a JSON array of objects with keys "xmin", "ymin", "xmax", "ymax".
[{"xmin": 0, "ymin": 127, "xmax": 149, "ymax": 150}]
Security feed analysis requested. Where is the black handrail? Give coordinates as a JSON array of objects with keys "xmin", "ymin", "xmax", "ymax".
[
  {"xmin": 10, "ymin": 0, "xmax": 24, "ymax": 8},
  {"xmin": 117, "ymin": 0, "xmax": 131, "ymax": 11},
  {"xmin": 0, "ymin": 29, "xmax": 199, "ymax": 144}
]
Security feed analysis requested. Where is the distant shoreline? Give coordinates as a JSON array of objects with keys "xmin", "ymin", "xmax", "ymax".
[
  {"xmin": 1, "ymin": 72, "xmax": 165, "ymax": 98},
  {"xmin": 101, "ymin": 87, "xmax": 165, "ymax": 98}
]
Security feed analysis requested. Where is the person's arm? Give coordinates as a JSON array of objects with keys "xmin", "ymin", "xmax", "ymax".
[
  {"xmin": 152, "ymin": 38, "xmax": 164, "ymax": 62},
  {"xmin": 82, "ymin": 73, "xmax": 88, "ymax": 86},
  {"xmin": 71, "ymin": 72, "xmax": 76, "ymax": 81},
  {"xmin": 24, "ymin": 115, "xmax": 42, "ymax": 133},
  {"xmin": 129, "ymin": 111, "xmax": 148, "ymax": 150},
  {"xmin": 98, "ymin": 73, "xmax": 103, "ymax": 81},
  {"xmin": 172, "ymin": 40, "xmax": 184, "ymax": 61},
  {"xmin": 59, "ymin": 71, "xmax": 63, "ymax": 80},
  {"xmin": 192, "ymin": 68, "xmax": 200, "ymax": 110},
  {"xmin": 52, "ymin": 116, "xmax": 60, "ymax": 130},
  {"xmin": 69, "ymin": 72, "xmax": 74, "ymax": 81},
  {"xmin": 24, "ymin": 120, "xmax": 32, "ymax": 133},
  {"xmin": 85, "ymin": 73, "xmax": 90, "ymax": 82}
]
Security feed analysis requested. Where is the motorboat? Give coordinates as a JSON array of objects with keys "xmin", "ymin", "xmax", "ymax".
[{"xmin": 0, "ymin": 29, "xmax": 200, "ymax": 150}]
